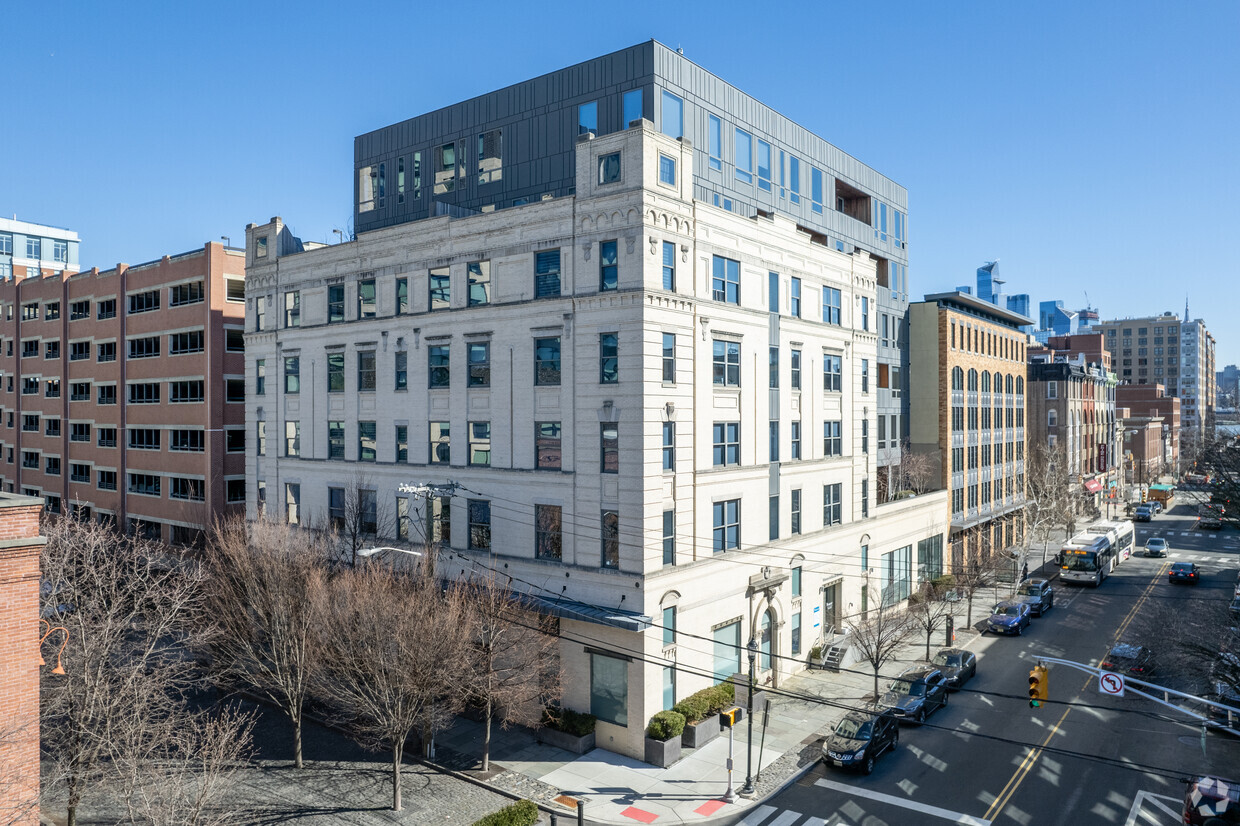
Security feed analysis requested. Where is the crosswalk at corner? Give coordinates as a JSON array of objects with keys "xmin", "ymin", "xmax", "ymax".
[{"xmin": 1123, "ymin": 790, "xmax": 1182, "ymax": 825}]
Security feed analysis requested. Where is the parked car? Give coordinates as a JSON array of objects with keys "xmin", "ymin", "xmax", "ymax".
[
  {"xmin": 987, "ymin": 601, "xmax": 1032, "ymax": 636},
  {"xmin": 1134, "ymin": 504, "xmax": 1154, "ymax": 522},
  {"xmin": 1150, "ymin": 500, "xmax": 1164, "ymax": 515},
  {"xmin": 1182, "ymin": 775, "xmax": 1240, "ymax": 825},
  {"xmin": 1101, "ymin": 643, "xmax": 1156, "ymax": 677},
  {"xmin": 1170, "ymin": 562, "xmax": 1201, "ymax": 585},
  {"xmin": 1144, "ymin": 537, "xmax": 1169, "ymax": 558},
  {"xmin": 879, "ymin": 667, "xmax": 949, "ymax": 724},
  {"xmin": 1015, "ymin": 578, "xmax": 1055, "ymax": 616},
  {"xmin": 821, "ymin": 708, "xmax": 899, "ymax": 774},
  {"xmin": 931, "ymin": 647, "xmax": 977, "ymax": 690}
]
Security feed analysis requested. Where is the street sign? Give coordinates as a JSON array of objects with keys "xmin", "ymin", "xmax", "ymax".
[{"xmin": 1099, "ymin": 672, "xmax": 1125, "ymax": 697}]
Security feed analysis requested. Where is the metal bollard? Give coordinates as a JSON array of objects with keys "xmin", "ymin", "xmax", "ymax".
[
  {"xmin": 577, "ymin": 800, "xmax": 585, "ymax": 826},
  {"xmin": 549, "ymin": 814, "xmax": 558, "ymax": 826}
]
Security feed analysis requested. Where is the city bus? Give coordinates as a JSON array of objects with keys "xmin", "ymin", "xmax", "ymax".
[
  {"xmin": 1085, "ymin": 519, "xmax": 1136, "ymax": 564},
  {"xmin": 1060, "ymin": 533, "xmax": 1115, "ymax": 586}
]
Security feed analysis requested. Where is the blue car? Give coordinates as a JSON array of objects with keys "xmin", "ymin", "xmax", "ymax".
[{"xmin": 987, "ymin": 601, "xmax": 1031, "ymax": 636}]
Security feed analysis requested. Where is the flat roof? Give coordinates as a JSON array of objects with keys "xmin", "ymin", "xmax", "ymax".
[{"xmin": 921, "ymin": 290, "xmax": 1034, "ymax": 327}]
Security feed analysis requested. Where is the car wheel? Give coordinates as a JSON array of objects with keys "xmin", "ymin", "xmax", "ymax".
[
  {"xmin": 862, "ymin": 755, "xmax": 875, "ymax": 775},
  {"xmin": 916, "ymin": 708, "xmax": 926, "ymax": 725},
  {"xmin": 1016, "ymin": 623, "xmax": 1023, "ymax": 636},
  {"xmin": 892, "ymin": 728, "xmax": 899, "ymax": 746}
]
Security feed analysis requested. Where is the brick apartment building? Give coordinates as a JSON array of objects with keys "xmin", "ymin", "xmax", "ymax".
[
  {"xmin": 0, "ymin": 243, "xmax": 246, "ymax": 542},
  {"xmin": 1117, "ymin": 383, "xmax": 1180, "ymax": 480}
]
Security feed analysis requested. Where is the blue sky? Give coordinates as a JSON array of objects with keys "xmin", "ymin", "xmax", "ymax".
[{"xmin": 4, "ymin": 0, "xmax": 1237, "ymax": 362}]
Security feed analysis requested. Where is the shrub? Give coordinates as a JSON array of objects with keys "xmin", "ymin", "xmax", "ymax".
[
  {"xmin": 542, "ymin": 706, "xmax": 596, "ymax": 737},
  {"xmin": 809, "ymin": 644, "xmax": 823, "ymax": 663},
  {"xmin": 674, "ymin": 682, "xmax": 737, "ymax": 722},
  {"xmin": 706, "ymin": 683, "xmax": 734, "ymax": 713},
  {"xmin": 472, "ymin": 799, "xmax": 539, "ymax": 826},
  {"xmin": 672, "ymin": 693, "xmax": 709, "ymax": 724},
  {"xmin": 646, "ymin": 710, "xmax": 686, "ymax": 741},
  {"xmin": 931, "ymin": 574, "xmax": 956, "ymax": 592}
]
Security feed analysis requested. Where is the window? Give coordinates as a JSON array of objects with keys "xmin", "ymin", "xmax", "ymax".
[
  {"xmin": 790, "ymin": 277, "xmax": 801, "ymax": 317},
  {"xmin": 708, "ymin": 114, "xmax": 722, "ymax": 170},
  {"xmin": 226, "ymin": 428, "xmax": 245, "ymax": 453},
  {"xmin": 468, "ymin": 499, "xmax": 491, "ymax": 550},
  {"xmin": 45, "ymin": 419, "xmax": 61, "ymax": 437},
  {"xmin": 599, "ymin": 240, "xmax": 618, "ymax": 291},
  {"xmin": 660, "ymin": 332, "xmax": 676, "ymax": 383},
  {"xmin": 823, "ymin": 483, "xmax": 842, "ymax": 526},
  {"xmin": 70, "ymin": 300, "xmax": 90, "ymax": 320},
  {"xmin": 357, "ymin": 351, "xmax": 376, "ymax": 391},
  {"xmin": 129, "ymin": 383, "xmax": 160, "ymax": 404},
  {"xmin": 226, "ymin": 479, "xmax": 245, "ymax": 503},
  {"xmin": 791, "ymin": 611, "xmax": 801, "ymax": 656},
  {"xmin": 129, "ymin": 473, "xmax": 161, "ymax": 497},
  {"xmin": 662, "ymin": 605, "xmax": 677, "ymax": 647},
  {"xmin": 713, "ymin": 340, "xmax": 740, "ymax": 386},
  {"xmin": 128, "ymin": 290, "xmax": 159, "ymax": 314},
  {"xmin": 823, "ymin": 287, "xmax": 841, "ymax": 324},
  {"xmin": 396, "ymin": 278, "xmax": 409, "ymax": 315},
  {"xmin": 429, "ymin": 267, "xmax": 450, "ymax": 310},
  {"xmin": 170, "ymin": 430, "xmax": 204, "ymax": 452},
  {"xmin": 97, "ymin": 427, "xmax": 115, "ymax": 448},
  {"xmin": 790, "ymin": 349, "xmax": 802, "ymax": 389},
  {"xmin": 791, "ymin": 421, "xmax": 802, "ymax": 459},
  {"xmin": 44, "ymin": 340, "xmax": 59, "ymax": 359},
  {"xmin": 661, "ymin": 241, "xmax": 675, "ymax": 291},
  {"xmin": 429, "ymin": 422, "xmax": 450, "ymax": 464},
  {"xmin": 1047, "ymin": 381, "xmax": 1057, "ymax": 399},
  {"xmin": 535, "ymin": 504, "xmax": 562, "ymax": 560},
  {"xmin": 171, "ymin": 478, "xmax": 206, "ymax": 502},
  {"xmin": 590, "ymin": 651, "xmax": 628, "ymax": 726},
  {"xmin": 170, "ymin": 380, "xmax": 204, "ymax": 403},
  {"xmin": 600, "ymin": 510, "xmax": 620, "ymax": 568},
  {"xmin": 658, "ymin": 154, "xmax": 676, "ymax": 186},
  {"xmin": 477, "ymin": 129, "xmax": 502, "ymax": 184},
  {"xmin": 734, "ymin": 128, "xmax": 753, "ymax": 183},
  {"xmin": 169, "ymin": 330, "xmax": 204, "ymax": 355},
  {"xmin": 600, "ymin": 424, "xmax": 618, "ymax": 473},
  {"xmin": 918, "ymin": 534, "xmax": 944, "ymax": 582},
  {"xmin": 534, "ymin": 337, "xmax": 561, "ymax": 385},
  {"xmin": 285, "ymin": 421, "xmax": 300, "ymax": 457},
  {"xmin": 769, "ymin": 421, "xmax": 780, "ymax": 462},
  {"xmin": 21, "ymin": 451, "xmax": 37, "ymax": 469},
  {"xmin": 0, "ymin": 233, "xmax": 9, "ymax": 254},
  {"xmin": 598, "ymin": 152, "xmax": 621, "ymax": 184},
  {"xmin": 358, "ymin": 421, "xmax": 377, "ymax": 462},
  {"xmin": 792, "ymin": 565, "xmax": 802, "ymax": 597},
  {"xmin": 713, "ymin": 499, "xmax": 740, "ymax": 552},
  {"xmin": 535, "ymin": 250, "xmax": 561, "ymax": 298},
  {"xmin": 623, "ymin": 88, "xmax": 643, "ymax": 126},
  {"xmin": 225, "ymin": 279, "xmax": 245, "ymax": 302},
  {"xmin": 880, "ymin": 545, "xmax": 913, "ymax": 607},
  {"xmin": 712, "ymin": 422, "xmax": 740, "ymax": 466},
  {"xmin": 327, "ymin": 421, "xmax": 345, "ymax": 459},
  {"xmin": 789, "ymin": 155, "xmax": 801, "ymax": 203},
  {"xmin": 170, "ymin": 281, "xmax": 204, "ymax": 306},
  {"xmin": 861, "ymin": 359, "xmax": 869, "ymax": 392},
  {"xmin": 662, "ymin": 422, "xmax": 675, "ymax": 471},
  {"xmin": 662, "ymin": 510, "xmax": 675, "ymax": 566},
  {"xmin": 768, "ymin": 347, "xmax": 779, "ymax": 388},
  {"xmin": 530, "ymin": 421, "xmax": 561, "ymax": 469},
  {"xmin": 284, "ymin": 291, "xmax": 300, "ymax": 327},
  {"xmin": 128, "ymin": 336, "xmax": 160, "ymax": 359},
  {"xmin": 97, "ymin": 298, "xmax": 116, "ymax": 320},
  {"xmin": 811, "ymin": 167, "xmax": 824, "ymax": 213},
  {"xmin": 97, "ymin": 470, "xmax": 117, "ymax": 491},
  {"xmin": 327, "ymin": 353, "xmax": 344, "ymax": 392},
  {"xmin": 860, "ymin": 297, "xmax": 870, "ymax": 331},
  {"xmin": 21, "ymin": 414, "xmax": 38, "ymax": 432},
  {"xmin": 769, "ymin": 271, "xmax": 779, "ymax": 313},
  {"xmin": 327, "ymin": 285, "xmax": 344, "ymax": 323},
  {"xmin": 70, "ymin": 423, "xmax": 90, "ymax": 443},
  {"xmin": 599, "ymin": 334, "xmax": 618, "ymax": 384},
  {"xmin": 255, "ymin": 296, "xmax": 266, "ymax": 329},
  {"xmin": 129, "ymin": 429, "xmax": 161, "ymax": 450},
  {"xmin": 45, "ymin": 302, "xmax": 60, "ymax": 319},
  {"xmin": 97, "ymin": 385, "xmax": 116, "ymax": 405},
  {"xmin": 225, "ymin": 328, "xmax": 245, "ymax": 352},
  {"xmin": 468, "ymin": 422, "xmax": 490, "ymax": 466},
  {"xmin": 578, "ymin": 100, "xmax": 597, "ymax": 135},
  {"xmin": 71, "ymin": 463, "xmax": 90, "ymax": 484},
  {"xmin": 861, "ymin": 419, "xmax": 869, "ymax": 454},
  {"xmin": 21, "ymin": 377, "xmax": 38, "ymax": 395},
  {"xmin": 711, "ymin": 256, "xmax": 740, "ymax": 304},
  {"xmin": 21, "ymin": 339, "xmax": 37, "ymax": 358},
  {"xmin": 21, "ymin": 303, "xmax": 38, "ymax": 321},
  {"xmin": 285, "ymin": 483, "xmax": 300, "ymax": 525},
  {"xmin": 428, "ymin": 345, "xmax": 450, "ymax": 388},
  {"xmin": 661, "ymin": 90, "xmax": 683, "ymax": 138},
  {"xmin": 861, "ymin": 478, "xmax": 869, "ymax": 518},
  {"xmin": 823, "ymin": 421, "xmax": 842, "ymax": 456},
  {"xmin": 467, "ymin": 262, "xmax": 490, "ymax": 306}
]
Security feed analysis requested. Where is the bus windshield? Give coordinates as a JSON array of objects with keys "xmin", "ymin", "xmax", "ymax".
[{"xmin": 1063, "ymin": 553, "xmax": 1098, "ymax": 572}]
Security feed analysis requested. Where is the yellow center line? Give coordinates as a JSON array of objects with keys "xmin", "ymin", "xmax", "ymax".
[{"xmin": 982, "ymin": 562, "xmax": 1169, "ymax": 821}]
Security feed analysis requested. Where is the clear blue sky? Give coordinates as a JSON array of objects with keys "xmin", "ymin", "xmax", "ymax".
[{"xmin": 4, "ymin": 0, "xmax": 1237, "ymax": 362}]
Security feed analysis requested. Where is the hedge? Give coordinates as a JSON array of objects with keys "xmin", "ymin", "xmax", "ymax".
[
  {"xmin": 472, "ymin": 799, "xmax": 539, "ymax": 826},
  {"xmin": 673, "ymin": 682, "xmax": 736, "ymax": 723},
  {"xmin": 542, "ymin": 706, "xmax": 596, "ymax": 737},
  {"xmin": 646, "ymin": 710, "xmax": 686, "ymax": 741}
]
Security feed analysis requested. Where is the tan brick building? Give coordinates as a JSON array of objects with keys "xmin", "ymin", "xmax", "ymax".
[
  {"xmin": 0, "ymin": 243, "xmax": 246, "ymax": 542},
  {"xmin": 909, "ymin": 292, "xmax": 1030, "ymax": 572}
]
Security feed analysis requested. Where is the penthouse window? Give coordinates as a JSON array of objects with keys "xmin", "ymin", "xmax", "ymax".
[
  {"xmin": 598, "ymin": 152, "xmax": 621, "ymax": 184},
  {"xmin": 660, "ymin": 91, "xmax": 683, "ymax": 139},
  {"xmin": 128, "ymin": 290, "xmax": 160, "ymax": 315},
  {"xmin": 734, "ymin": 128, "xmax": 753, "ymax": 184},
  {"xmin": 623, "ymin": 89, "xmax": 643, "ymax": 127},
  {"xmin": 434, "ymin": 143, "xmax": 456, "ymax": 194},
  {"xmin": 170, "ymin": 281, "xmax": 204, "ymax": 306},
  {"xmin": 711, "ymin": 256, "xmax": 739, "ymax": 304}
]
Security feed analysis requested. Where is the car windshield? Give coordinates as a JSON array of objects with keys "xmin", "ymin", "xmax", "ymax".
[
  {"xmin": 835, "ymin": 717, "xmax": 870, "ymax": 739},
  {"xmin": 933, "ymin": 652, "xmax": 961, "ymax": 667},
  {"xmin": 1019, "ymin": 585, "xmax": 1040, "ymax": 597},
  {"xmin": 993, "ymin": 605, "xmax": 1020, "ymax": 617},
  {"xmin": 890, "ymin": 680, "xmax": 925, "ymax": 696},
  {"xmin": 1147, "ymin": 539, "xmax": 1165, "ymax": 548}
]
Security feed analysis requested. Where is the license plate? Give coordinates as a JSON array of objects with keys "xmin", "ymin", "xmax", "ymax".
[{"xmin": 833, "ymin": 759, "xmax": 845, "ymax": 767}]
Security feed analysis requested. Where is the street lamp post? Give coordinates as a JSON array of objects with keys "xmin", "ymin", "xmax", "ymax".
[{"xmin": 739, "ymin": 637, "xmax": 759, "ymax": 797}]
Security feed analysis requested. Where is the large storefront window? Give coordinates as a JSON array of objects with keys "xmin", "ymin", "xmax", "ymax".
[
  {"xmin": 881, "ymin": 545, "xmax": 913, "ymax": 607},
  {"xmin": 712, "ymin": 621, "xmax": 741, "ymax": 682},
  {"xmin": 590, "ymin": 653, "xmax": 628, "ymax": 726}
]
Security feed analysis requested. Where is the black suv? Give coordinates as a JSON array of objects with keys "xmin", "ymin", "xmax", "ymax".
[
  {"xmin": 1101, "ymin": 643, "xmax": 1156, "ymax": 677},
  {"xmin": 821, "ymin": 708, "xmax": 899, "ymax": 774},
  {"xmin": 1016, "ymin": 578, "xmax": 1055, "ymax": 616},
  {"xmin": 879, "ymin": 667, "xmax": 949, "ymax": 724}
]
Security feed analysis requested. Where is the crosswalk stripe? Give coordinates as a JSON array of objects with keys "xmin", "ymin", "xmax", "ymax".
[
  {"xmin": 767, "ymin": 812, "xmax": 803, "ymax": 826},
  {"xmin": 737, "ymin": 805, "xmax": 777, "ymax": 825}
]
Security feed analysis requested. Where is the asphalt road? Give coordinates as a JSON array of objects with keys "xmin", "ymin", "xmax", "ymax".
[{"xmin": 741, "ymin": 496, "xmax": 1240, "ymax": 826}]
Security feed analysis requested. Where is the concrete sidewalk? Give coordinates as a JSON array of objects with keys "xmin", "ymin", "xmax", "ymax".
[{"xmin": 433, "ymin": 580, "xmax": 1021, "ymax": 826}]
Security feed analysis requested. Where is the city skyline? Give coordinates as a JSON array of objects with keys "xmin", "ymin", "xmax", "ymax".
[{"xmin": 5, "ymin": 0, "xmax": 1236, "ymax": 361}]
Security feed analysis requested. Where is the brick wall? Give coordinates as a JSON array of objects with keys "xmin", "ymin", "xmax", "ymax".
[{"xmin": 0, "ymin": 497, "xmax": 45, "ymax": 826}]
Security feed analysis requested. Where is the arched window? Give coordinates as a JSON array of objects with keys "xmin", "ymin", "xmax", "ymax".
[
  {"xmin": 760, "ymin": 608, "xmax": 773, "ymax": 671},
  {"xmin": 967, "ymin": 369, "xmax": 979, "ymax": 391},
  {"xmin": 993, "ymin": 372, "xmax": 1003, "ymax": 394},
  {"xmin": 981, "ymin": 372, "xmax": 990, "ymax": 393},
  {"xmin": 952, "ymin": 366, "xmax": 964, "ymax": 391},
  {"xmin": 1016, "ymin": 376, "xmax": 1024, "ymax": 395},
  {"xmin": 1005, "ymin": 375, "xmax": 1014, "ymax": 394}
]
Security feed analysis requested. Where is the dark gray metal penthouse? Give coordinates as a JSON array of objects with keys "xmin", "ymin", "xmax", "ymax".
[{"xmin": 353, "ymin": 40, "xmax": 912, "ymax": 493}]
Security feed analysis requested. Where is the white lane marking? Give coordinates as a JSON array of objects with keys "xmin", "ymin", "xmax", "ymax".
[
  {"xmin": 813, "ymin": 777, "xmax": 992, "ymax": 825},
  {"xmin": 1123, "ymin": 790, "xmax": 1183, "ymax": 826},
  {"xmin": 737, "ymin": 804, "xmax": 777, "ymax": 825},
  {"xmin": 766, "ymin": 812, "xmax": 803, "ymax": 826}
]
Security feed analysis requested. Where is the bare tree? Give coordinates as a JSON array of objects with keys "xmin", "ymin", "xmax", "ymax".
[
  {"xmin": 333, "ymin": 472, "xmax": 397, "ymax": 567},
  {"xmin": 845, "ymin": 580, "xmax": 915, "ymax": 700},
  {"xmin": 893, "ymin": 442, "xmax": 938, "ymax": 496},
  {"xmin": 950, "ymin": 554, "xmax": 1001, "ymax": 630},
  {"xmin": 1129, "ymin": 593, "xmax": 1240, "ymax": 701},
  {"xmin": 462, "ymin": 571, "xmax": 562, "ymax": 773},
  {"xmin": 1025, "ymin": 442, "xmax": 1077, "ymax": 566},
  {"xmin": 909, "ymin": 582, "xmax": 955, "ymax": 660},
  {"xmin": 318, "ymin": 562, "xmax": 473, "ymax": 811},
  {"xmin": 202, "ymin": 517, "xmax": 331, "ymax": 768}
]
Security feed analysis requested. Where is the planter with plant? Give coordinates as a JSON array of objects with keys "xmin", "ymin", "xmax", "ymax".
[
  {"xmin": 643, "ymin": 710, "xmax": 685, "ymax": 767},
  {"xmin": 674, "ymin": 683, "xmax": 734, "ymax": 748},
  {"xmin": 537, "ymin": 707, "xmax": 597, "ymax": 754}
]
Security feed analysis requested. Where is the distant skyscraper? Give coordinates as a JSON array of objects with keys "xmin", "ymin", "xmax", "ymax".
[{"xmin": 977, "ymin": 260, "xmax": 1002, "ymax": 304}]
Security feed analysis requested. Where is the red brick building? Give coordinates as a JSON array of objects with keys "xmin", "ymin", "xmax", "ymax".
[{"xmin": 1117, "ymin": 383, "xmax": 1181, "ymax": 478}]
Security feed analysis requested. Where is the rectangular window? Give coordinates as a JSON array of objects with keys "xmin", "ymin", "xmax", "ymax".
[
  {"xmin": 128, "ymin": 428, "xmax": 161, "ymax": 450},
  {"xmin": 327, "ymin": 284, "xmax": 344, "ymax": 323},
  {"xmin": 861, "ymin": 419, "xmax": 869, "ymax": 454},
  {"xmin": 861, "ymin": 297, "xmax": 870, "ymax": 331},
  {"xmin": 97, "ymin": 298, "xmax": 116, "ymax": 320},
  {"xmin": 707, "ymin": 114, "xmax": 722, "ymax": 170},
  {"xmin": 429, "ymin": 267, "xmax": 450, "ymax": 310},
  {"xmin": 170, "ymin": 478, "xmax": 206, "ymax": 502},
  {"xmin": 328, "ymin": 421, "xmax": 345, "ymax": 459},
  {"xmin": 658, "ymin": 154, "xmax": 676, "ymax": 186},
  {"xmin": 284, "ymin": 291, "xmax": 300, "ymax": 327},
  {"xmin": 599, "ymin": 240, "xmax": 618, "ymax": 291},
  {"xmin": 169, "ymin": 330, "xmax": 204, "ymax": 355},
  {"xmin": 468, "ymin": 421, "xmax": 491, "ymax": 466},
  {"xmin": 590, "ymin": 651, "xmax": 628, "ymax": 726},
  {"xmin": 327, "ymin": 352, "xmax": 344, "ymax": 392},
  {"xmin": 285, "ymin": 483, "xmax": 300, "ymax": 525},
  {"xmin": 861, "ymin": 478, "xmax": 869, "ymax": 518},
  {"xmin": 97, "ymin": 470, "xmax": 117, "ymax": 491},
  {"xmin": 396, "ymin": 278, "xmax": 409, "ymax": 315},
  {"xmin": 711, "ymin": 255, "xmax": 740, "ymax": 304},
  {"xmin": 128, "ymin": 473, "xmax": 161, "ymax": 497},
  {"xmin": 357, "ymin": 351, "xmax": 376, "ymax": 391},
  {"xmin": 790, "ymin": 277, "xmax": 801, "ymax": 317},
  {"xmin": 535, "ymin": 504, "xmax": 562, "ymax": 561},
  {"xmin": 600, "ymin": 424, "xmax": 619, "ymax": 473},
  {"xmin": 97, "ymin": 386, "xmax": 116, "ymax": 406},
  {"xmin": 600, "ymin": 510, "xmax": 620, "ymax": 568},
  {"xmin": 861, "ymin": 359, "xmax": 869, "ymax": 392},
  {"xmin": 128, "ymin": 383, "xmax": 160, "ymax": 404},
  {"xmin": 662, "ymin": 605, "xmax": 677, "ymax": 647},
  {"xmin": 535, "ymin": 421, "xmax": 562, "ymax": 469},
  {"xmin": 791, "ymin": 420, "xmax": 801, "ymax": 459},
  {"xmin": 128, "ymin": 289, "xmax": 159, "ymax": 314},
  {"xmin": 661, "ymin": 90, "xmax": 683, "ymax": 138},
  {"xmin": 623, "ymin": 88, "xmax": 643, "ymax": 127},
  {"xmin": 468, "ymin": 500, "xmax": 491, "ymax": 550},
  {"xmin": 170, "ymin": 380, "xmax": 204, "ymax": 403},
  {"xmin": 171, "ymin": 429, "xmax": 205, "ymax": 452},
  {"xmin": 823, "ymin": 483, "xmax": 842, "ymax": 526},
  {"xmin": 734, "ymin": 128, "xmax": 753, "ymax": 183},
  {"xmin": 769, "ymin": 421, "xmax": 780, "ymax": 462},
  {"xmin": 811, "ymin": 167, "xmax": 824, "ymax": 214},
  {"xmin": 578, "ymin": 100, "xmax": 597, "ymax": 135},
  {"xmin": 467, "ymin": 262, "xmax": 490, "ymax": 306},
  {"xmin": 791, "ymin": 611, "xmax": 801, "ymax": 656},
  {"xmin": 880, "ymin": 545, "xmax": 913, "ymax": 607},
  {"xmin": 535, "ymin": 250, "xmax": 561, "ymax": 298},
  {"xmin": 713, "ymin": 339, "xmax": 740, "ymax": 386},
  {"xmin": 226, "ymin": 279, "xmax": 245, "ymax": 302},
  {"xmin": 769, "ymin": 347, "xmax": 779, "ymax": 388},
  {"xmin": 769, "ymin": 494, "xmax": 780, "ymax": 540},
  {"xmin": 713, "ymin": 499, "xmax": 740, "ymax": 552},
  {"xmin": 170, "ymin": 281, "xmax": 204, "ymax": 306},
  {"xmin": 535, "ymin": 337, "xmax": 561, "ymax": 386},
  {"xmin": 477, "ymin": 129, "xmax": 502, "ymax": 184},
  {"xmin": 599, "ymin": 333, "xmax": 618, "ymax": 384},
  {"xmin": 70, "ymin": 300, "xmax": 90, "ymax": 320},
  {"xmin": 712, "ymin": 421, "xmax": 740, "ymax": 466},
  {"xmin": 790, "ymin": 349, "xmax": 802, "ymax": 389},
  {"xmin": 70, "ymin": 423, "xmax": 91, "ymax": 443},
  {"xmin": 22, "ymin": 414, "xmax": 38, "ymax": 433},
  {"xmin": 358, "ymin": 421, "xmax": 377, "ymax": 462},
  {"xmin": 71, "ymin": 463, "xmax": 90, "ymax": 484},
  {"xmin": 789, "ymin": 155, "xmax": 801, "ymax": 203},
  {"xmin": 128, "ymin": 336, "xmax": 160, "ymax": 359},
  {"xmin": 757, "ymin": 139, "xmax": 772, "ymax": 191},
  {"xmin": 428, "ymin": 345, "xmax": 450, "ymax": 388},
  {"xmin": 255, "ymin": 295, "xmax": 266, "ymax": 329},
  {"xmin": 45, "ymin": 302, "xmax": 60, "ymax": 319},
  {"xmin": 598, "ymin": 152, "xmax": 621, "ymax": 184},
  {"xmin": 44, "ymin": 419, "xmax": 60, "ymax": 437},
  {"xmin": 662, "ymin": 510, "xmax": 675, "ymax": 566},
  {"xmin": 285, "ymin": 421, "xmax": 300, "ymax": 457},
  {"xmin": 823, "ymin": 287, "xmax": 841, "ymax": 324},
  {"xmin": 662, "ymin": 422, "xmax": 675, "ymax": 471},
  {"xmin": 225, "ymin": 328, "xmax": 245, "ymax": 352},
  {"xmin": 44, "ymin": 340, "xmax": 60, "ymax": 359},
  {"xmin": 823, "ymin": 421, "xmax": 842, "ymax": 456},
  {"xmin": 429, "ymin": 421, "xmax": 450, "ymax": 464}
]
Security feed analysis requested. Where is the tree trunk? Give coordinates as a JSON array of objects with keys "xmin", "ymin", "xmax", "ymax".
[
  {"xmin": 925, "ymin": 629, "xmax": 932, "ymax": 660},
  {"xmin": 391, "ymin": 742, "xmax": 403, "ymax": 811},
  {"xmin": 293, "ymin": 711, "xmax": 303, "ymax": 769},
  {"xmin": 966, "ymin": 594, "xmax": 974, "ymax": 628},
  {"xmin": 872, "ymin": 666, "xmax": 880, "ymax": 701},
  {"xmin": 67, "ymin": 806, "xmax": 77, "ymax": 826},
  {"xmin": 482, "ymin": 696, "xmax": 493, "ymax": 773}
]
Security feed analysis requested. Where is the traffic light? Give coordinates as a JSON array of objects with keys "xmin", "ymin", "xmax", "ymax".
[
  {"xmin": 1028, "ymin": 665, "xmax": 1048, "ymax": 708},
  {"xmin": 1140, "ymin": 487, "xmax": 1148, "ymax": 503}
]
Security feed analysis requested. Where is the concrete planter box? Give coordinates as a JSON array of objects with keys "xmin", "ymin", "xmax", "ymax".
[
  {"xmin": 537, "ymin": 726, "xmax": 596, "ymax": 755},
  {"xmin": 681, "ymin": 713, "xmax": 720, "ymax": 748},
  {"xmin": 644, "ymin": 735, "xmax": 682, "ymax": 768}
]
